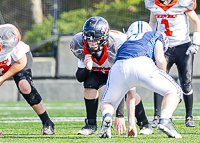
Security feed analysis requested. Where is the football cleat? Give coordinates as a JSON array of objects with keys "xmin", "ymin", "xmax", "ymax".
[
  {"xmin": 99, "ymin": 113, "xmax": 112, "ymax": 138},
  {"xmin": 77, "ymin": 119, "xmax": 97, "ymax": 135},
  {"xmin": 151, "ymin": 116, "xmax": 159, "ymax": 128},
  {"xmin": 139, "ymin": 123, "xmax": 154, "ymax": 135},
  {"xmin": 185, "ymin": 116, "xmax": 196, "ymax": 127},
  {"xmin": 157, "ymin": 118, "xmax": 182, "ymax": 138},
  {"xmin": 43, "ymin": 119, "xmax": 55, "ymax": 135}
]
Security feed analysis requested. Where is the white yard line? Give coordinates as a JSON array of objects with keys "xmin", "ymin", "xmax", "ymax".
[
  {"xmin": 0, "ymin": 106, "xmax": 200, "ymax": 110},
  {"xmin": 0, "ymin": 116, "xmax": 200, "ymax": 123}
]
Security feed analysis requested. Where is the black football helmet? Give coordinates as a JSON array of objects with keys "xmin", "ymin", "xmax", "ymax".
[{"xmin": 82, "ymin": 16, "xmax": 109, "ymax": 53}]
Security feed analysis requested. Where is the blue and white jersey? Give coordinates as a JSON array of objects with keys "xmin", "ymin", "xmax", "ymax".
[{"xmin": 116, "ymin": 31, "xmax": 169, "ymax": 61}]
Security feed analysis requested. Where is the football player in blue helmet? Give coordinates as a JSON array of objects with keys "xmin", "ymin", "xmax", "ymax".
[{"xmin": 99, "ymin": 21, "xmax": 182, "ymax": 138}]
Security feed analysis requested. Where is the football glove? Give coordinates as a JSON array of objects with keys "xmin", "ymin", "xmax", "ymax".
[{"xmin": 186, "ymin": 44, "xmax": 199, "ymax": 55}]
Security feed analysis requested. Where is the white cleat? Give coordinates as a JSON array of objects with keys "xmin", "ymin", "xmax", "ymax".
[
  {"xmin": 157, "ymin": 118, "xmax": 182, "ymax": 138},
  {"xmin": 99, "ymin": 113, "xmax": 112, "ymax": 138}
]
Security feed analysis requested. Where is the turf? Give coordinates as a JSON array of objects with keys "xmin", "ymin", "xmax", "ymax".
[{"xmin": 0, "ymin": 101, "xmax": 199, "ymax": 142}]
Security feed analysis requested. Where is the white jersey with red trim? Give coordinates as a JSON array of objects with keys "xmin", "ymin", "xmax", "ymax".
[
  {"xmin": 0, "ymin": 41, "xmax": 30, "ymax": 75},
  {"xmin": 145, "ymin": 0, "xmax": 196, "ymax": 47},
  {"xmin": 70, "ymin": 30, "xmax": 127, "ymax": 74}
]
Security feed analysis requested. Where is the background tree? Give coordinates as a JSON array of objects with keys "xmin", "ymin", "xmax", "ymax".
[{"xmin": 30, "ymin": 0, "xmax": 43, "ymax": 24}]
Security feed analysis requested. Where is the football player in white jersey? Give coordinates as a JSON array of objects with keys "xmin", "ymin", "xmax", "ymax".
[
  {"xmin": 70, "ymin": 16, "xmax": 153, "ymax": 135},
  {"xmin": 145, "ymin": 0, "xmax": 200, "ymax": 128},
  {"xmin": 98, "ymin": 21, "xmax": 183, "ymax": 139},
  {"xmin": 0, "ymin": 24, "xmax": 55, "ymax": 135}
]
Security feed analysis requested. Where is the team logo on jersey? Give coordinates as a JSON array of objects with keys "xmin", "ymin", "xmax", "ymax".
[
  {"xmin": 0, "ymin": 58, "xmax": 11, "ymax": 74},
  {"xmin": 92, "ymin": 67, "xmax": 110, "ymax": 74},
  {"xmin": 155, "ymin": 14, "xmax": 177, "ymax": 18}
]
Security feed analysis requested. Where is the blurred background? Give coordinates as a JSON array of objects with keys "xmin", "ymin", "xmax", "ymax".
[
  {"xmin": 0, "ymin": 0, "xmax": 153, "ymax": 56},
  {"xmin": 0, "ymin": 0, "xmax": 200, "ymax": 102}
]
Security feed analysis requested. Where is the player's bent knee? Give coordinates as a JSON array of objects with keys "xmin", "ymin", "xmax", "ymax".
[
  {"xmin": 18, "ymin": 79, "xmax": 31, "ymax": 94},
  {"xmin": 182, "ymin": 87, "xmax": 192, "ymax": 95},
  {"xmin": 22, "ymin": 88, "xmax": 42, "ymax": 106},
  {"xmin": 84, "ymin": 88, "xmax": 99, "ymax": 99},
  {"xmin": 183, "ymin": 89, "xmax": 193, "ymax": 95}
]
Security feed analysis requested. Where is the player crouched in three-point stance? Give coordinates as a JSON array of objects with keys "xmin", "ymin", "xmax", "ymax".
[
  {"xmin": 70, "ymin": 16, "xmax": 153, "ymax": 135},
  {"xmin": 99, "ymin": 21, "xmax": 183, "ymax": 138},
  {"xmin": 0, "ymin": 24, "xmax": 55, "ymax": 135}
]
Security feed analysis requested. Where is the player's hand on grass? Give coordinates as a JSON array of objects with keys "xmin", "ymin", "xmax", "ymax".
[
  {"xmin": 84, "ymin": 54, "xmax": 93, "ymax": 71},
  {"xmin": 126, "ymin": 124, "xmax": 137, "ymax": 137},
  {"xmin": 114, "ymin": 117, "xmax": 126, "ymax": 135}
]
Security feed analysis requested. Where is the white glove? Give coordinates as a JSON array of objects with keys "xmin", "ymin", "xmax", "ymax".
[{"xmin": 186, "ymin": 44, "xmax": 199, "ymax": 55}]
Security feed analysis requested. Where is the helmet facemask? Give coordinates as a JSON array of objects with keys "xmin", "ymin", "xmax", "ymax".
[{"xmin": 82, "ymin": 16, "xmax": 109, "ymax": 54}]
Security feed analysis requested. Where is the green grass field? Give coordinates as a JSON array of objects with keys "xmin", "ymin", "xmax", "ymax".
[{"xmin": 0, "ymin": 100, "xmax": 199, "ymax": 143}]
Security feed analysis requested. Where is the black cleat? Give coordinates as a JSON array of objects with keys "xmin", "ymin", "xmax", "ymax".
[
  {"xmin": 77, "ymin": 119, "xmax": 97, "ymax": 135},
  {"xmin": 151, "ymin": 116, "xmax": 159, "ymax": 128},
  {"xmin": 43, "ymin": 119, "xmax": 55, "ymax": 135},
  {"xmin": 139, "ymin": 123, "xmax": 154, "ymax": 135},
  {"xmin": 185, "ymin": 116, "xmax": 196, "ymax": 127}
]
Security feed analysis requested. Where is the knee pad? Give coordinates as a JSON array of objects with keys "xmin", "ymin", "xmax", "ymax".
[
  {"xmin": 182, "ymin": 85, "xmax": 193, "ymax": 95},
  {"xmin": 14, "ymin": 69, "xmax": 42, "ymax": 106},
  {"xmin": 22, "ymin": 88, "xmax": 42, "ymax": 106},
  {"xmin": 183, "ymin": 89, "xmax": 193, "ymax": 95}
]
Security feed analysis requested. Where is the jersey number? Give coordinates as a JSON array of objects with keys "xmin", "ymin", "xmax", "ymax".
[{"xmin": 161, "ymin": 19, "xmax": 173, "ymax": 36}]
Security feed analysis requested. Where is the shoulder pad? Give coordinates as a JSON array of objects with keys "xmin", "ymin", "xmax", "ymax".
[
  {"xmin": 70, "ymin": 32, "xmax": 85, "ymax": 61},
  {"xmin": 109, "ymin": 30, "xmax": 127, "ymax": 41},
  {"xmin": 145, "ymin": 0, "xmax": 155, "ymax": 9},
  {"xmin": 178, "ymin": 0, "xmax": 195, "ymax": 10}
]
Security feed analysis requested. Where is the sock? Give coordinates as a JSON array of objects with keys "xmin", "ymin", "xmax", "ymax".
[
  {"xmin": 154, "ymin": 93, "xmax": 164, "ymax": 117},
  {"xmin": 183, "ymin": 93, "xmax": 193, "ymax": 118},
  {"xmin": 135, "ymin": 100, "xmax": 148, "ymax": 126},
  {"xmin": 102, "ymin": 109, "xmax": 113, "ymax": 117},
  {"xmin": 85, "ymin": 98, "xmax": 98, "ymax": 125},
  {"xmin": 38, "ymin": 111, "xmax": 50, "ymax": 125},
  {"xmin": 160, "ymin": 109, "xmax": 172, "ymax": 119}
]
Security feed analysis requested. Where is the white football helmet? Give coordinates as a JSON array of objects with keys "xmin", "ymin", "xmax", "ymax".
[
  {"xmin": 126, "ymin": 21, "xmax": 153, "ymax": 38},
  {"xmin": 0, "ymin": 24, "xmax": 21, "ymax": 53}
]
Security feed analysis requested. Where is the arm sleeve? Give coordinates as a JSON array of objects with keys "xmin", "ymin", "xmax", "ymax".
[
  {"xmin": 76, "ymin": 67, "xmax": 91, "ymax": 82},
  {"xmin": 116, "ymin": 97, "xmax": 125, "ymax": 117},
  {"xmin": 11, "ymin": 41, "xmax": 30, "ymax": 61}
]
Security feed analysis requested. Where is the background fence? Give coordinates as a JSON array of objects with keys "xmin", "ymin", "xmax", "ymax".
[
  {"xmin": 0, "ymin": 0, "xmax": 154, "ymax": 56},
  {"xmin": 1, "ymin": 0, "xmax": 199, "ymax": 57},
  {"xmin": 0, "ymin": 0, "xmax": 200, "ymax": 102}
]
